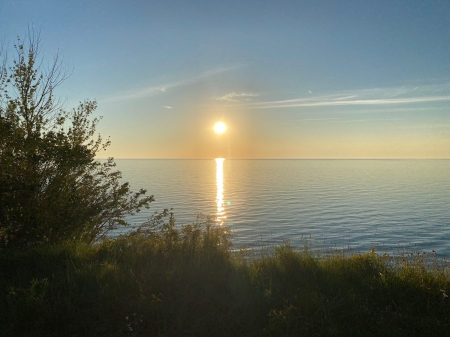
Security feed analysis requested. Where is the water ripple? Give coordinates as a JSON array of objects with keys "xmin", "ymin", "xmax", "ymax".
[{"xmin": 113, "ymin": 159, "xmax": 450, "ymax": 257}]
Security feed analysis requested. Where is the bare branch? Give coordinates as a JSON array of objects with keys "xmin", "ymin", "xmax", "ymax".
[
  {"xmin": 0, "ymin": 39, "xmax": 9, "ymax": 117},
  {"xmin": 0, "ymin": 27, "xmax": 71, "ymax": 134}
]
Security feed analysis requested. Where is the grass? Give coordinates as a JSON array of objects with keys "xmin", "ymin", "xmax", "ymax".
[{"xmin": 1, "ymin": 215, "xmax": 450, "ymax": 336}]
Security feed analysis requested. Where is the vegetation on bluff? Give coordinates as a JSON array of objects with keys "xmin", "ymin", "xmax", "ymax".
[{"xmin": 1, "ymin": 214, "xmax": 450, "ymax": 336}]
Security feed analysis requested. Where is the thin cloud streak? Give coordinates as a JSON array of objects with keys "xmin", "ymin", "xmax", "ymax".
[
  {"xmin": 332, "ymin": 118, "xmax": 403, "ymax": 123},
  {"xmin": 334, "ymin": 95, "xmax": 357, "ymax": 100},
  {"xmin": 251, "ymin": 96, "xmax": 450, "ymax": 109},
  {"xmin": 104, "ymin": 65, "xmax": 240, "ymax": 102},
  {"xmin": 279, "ymin": 117, "xmax": 402, "ymax": 125},
  {"xmin": 335, "ymin": 107, "xmax": 448, "ymax": 114},
  {"xmin": 214, "ymin": 92, "xmax": 260, "ymax": 102},
  {"xmin": 381, "ymin": 123, "xmax": 450, "ymax": 129},
  {"xmin": 248, "ymin": 83, "xmax": 450, "ymax": 109},
  {"xmin": 289, "ymin": 117, "xmax": 402, "ymax": 124},
  {"xmin": 295, "ymin": 118, "xmax": 338, "ymax": 121}
]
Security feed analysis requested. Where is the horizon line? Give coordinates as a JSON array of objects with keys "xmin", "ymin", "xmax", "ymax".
[{"xmin": 96, "ymin": 157, "xmax": 450, "ymax": 160}]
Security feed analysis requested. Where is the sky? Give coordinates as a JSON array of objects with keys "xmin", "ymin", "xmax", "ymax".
[{"xmin": 2, "ymin": 0, "xmax": 450, "ymax": 158}]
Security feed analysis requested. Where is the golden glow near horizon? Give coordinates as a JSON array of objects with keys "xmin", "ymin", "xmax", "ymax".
[
  {"xmin": 213, "ymin": 121, "xmax": 227, "ymax": 135},
  {"xmin": 215, "ymin": 158, "xmax": 226, "ymax": 225}
]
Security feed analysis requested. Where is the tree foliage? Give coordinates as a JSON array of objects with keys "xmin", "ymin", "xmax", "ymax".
[{"xmin": 0, "ymin": 31, "xmax": 154, "ymax": 248}]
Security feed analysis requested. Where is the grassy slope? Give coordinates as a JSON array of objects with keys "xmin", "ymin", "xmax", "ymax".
[{"xmin": 1, "ymin": 220, "xmax": 450, "ymax": 337}]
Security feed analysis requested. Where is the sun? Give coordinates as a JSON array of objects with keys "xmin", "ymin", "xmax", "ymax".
[{"xmin": 213, "ymin": 121, "xmax": 227, "ymax": 134}]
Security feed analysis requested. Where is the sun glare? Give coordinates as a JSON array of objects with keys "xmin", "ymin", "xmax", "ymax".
[{"xmin": 213, "ymin": 121, "xmax": 227, "ymax": 135}]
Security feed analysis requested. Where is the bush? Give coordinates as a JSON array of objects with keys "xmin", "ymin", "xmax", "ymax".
[{"xmin": 0, "ymin": 30, "xmax": 153, "ymax": 248}]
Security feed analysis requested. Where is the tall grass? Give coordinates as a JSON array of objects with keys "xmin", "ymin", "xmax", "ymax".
[{"xmin": 1, "ymin": 215, "xmax": 450, "ymax": 336}]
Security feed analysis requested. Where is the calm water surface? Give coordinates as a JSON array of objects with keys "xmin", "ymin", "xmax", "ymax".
[{"xmin": 114, "ymin": 159, "xmax": 450, "ymax": 256}]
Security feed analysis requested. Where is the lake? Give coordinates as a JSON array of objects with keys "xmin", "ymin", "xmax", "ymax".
[{"xmin": 113, "ymin": 159, "xmax": 450, "ymax": 257}]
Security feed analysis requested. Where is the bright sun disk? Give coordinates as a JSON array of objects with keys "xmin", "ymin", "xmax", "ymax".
[{"xmin": 214, "ymin": 121, "xmax": 227, "ymax": 134}]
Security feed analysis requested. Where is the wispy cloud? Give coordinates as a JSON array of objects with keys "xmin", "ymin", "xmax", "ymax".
[
  {"xmin": 162, "ymin": 106, "xmax": 173, "ymax": 109},
  {"xmin": 277, "ymin": 117, "xmax": 403, "ymax": 127},
  {"xmin": 295, "ymin": 118, "xmax": 339, "ymax": 121},
  {"xmin": 104, "ymin": 66, "xmax": 240, "ymax": 102},
  {"xmin": 382, "ymin": 123, "xmax": 450, "ymax": 129},
  {"xmin": 334, "ymin": 95, "xmax": 357, "ymax": 100},
  {"xmin": 247, "ymin": 83, "xmax": 450, "ymax": 109},
  {"xmin": 214, "ymin": 92, "xmax": 260, "ymax": 102},
  {"xmin": 336, "ymin": 106, "xmax": 449, "ymax": 114},
  {"xmin": 332, "ymin": 118, "xmax": 402, "ymax": 123},
  {"xmin": 285, "ymin": 117, "xmax": 402, "ymax": 125},
  {"xmin": 252, "ymin": 96, "xmax": 450, "ymax": 109}
]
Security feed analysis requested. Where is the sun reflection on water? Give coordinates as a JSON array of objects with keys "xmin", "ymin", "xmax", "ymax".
[{"xmin": 215, "ymin": 158, "xmax": 226, "ymax": 225}]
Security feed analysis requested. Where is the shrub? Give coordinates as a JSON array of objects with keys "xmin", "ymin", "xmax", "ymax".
[{"xmin": 0, "ymin": 30, "xmax": 153, "ymax": 248}]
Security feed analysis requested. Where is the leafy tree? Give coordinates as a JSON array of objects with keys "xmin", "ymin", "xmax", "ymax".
[{"xmin": 0, "ymin": 30, "xmax": 154, "ymax": 248}]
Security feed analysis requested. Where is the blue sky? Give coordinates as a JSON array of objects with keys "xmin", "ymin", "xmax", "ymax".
[{"xmin": 3, "ymin": 0, "xmax": 450, "ymax": 158}]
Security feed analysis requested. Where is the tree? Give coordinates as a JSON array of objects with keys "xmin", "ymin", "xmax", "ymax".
[{"xmin": 0, "ymin": 30, "xmax": 154, "ymax": 248}]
